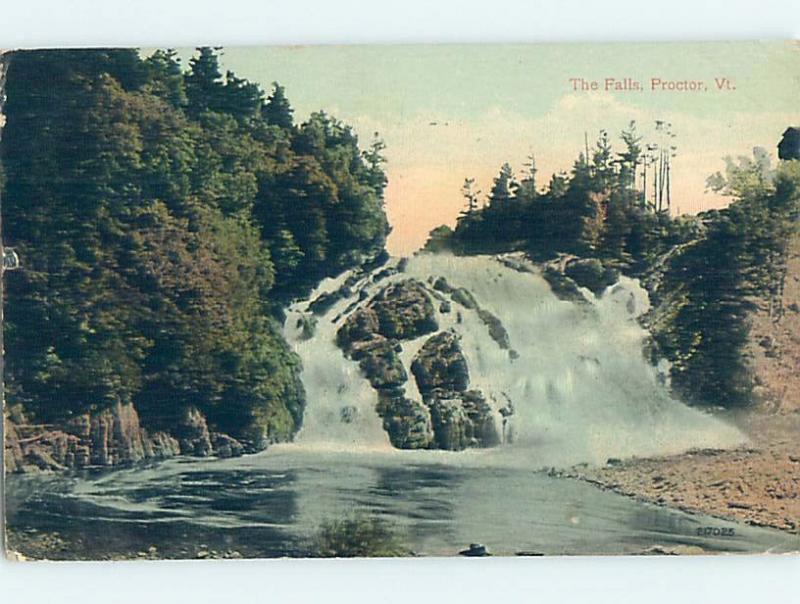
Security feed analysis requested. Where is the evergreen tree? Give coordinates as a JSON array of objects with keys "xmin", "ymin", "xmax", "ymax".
[
  {"xmin": 547, "ymin": 172, "xmax": 569, "ymax": 197},
  {"xmin": 515, "ymin": 154, "xmax": 538, "ymax": 202},
  {"xmin": 144, "ymin": 49, "xmax": 187, "ymax": 108},
  {"xmin": 263, "ymin": 82, "xmax": 294, "ymax": 129},
  {"xmin": 489, "ymin": 163, "xmax": 515, "ymax": 206},
  {"xmin": 460, "ymin": 177, "xmax": 481, "ymax": 216},
  {"xmin": 618, "ymin": 121, "xmax": 642, "ymax": 193},
  {"xmin": 184, "ymin": 46, "xmax": 225, "ymax": 117},
  {"xmin": 591, "ymin": 129, "xmax": 615, "ymax": 191},
  {"xmin": 222, "ymin": 70, "xmax": 264, "ymax": 121}
]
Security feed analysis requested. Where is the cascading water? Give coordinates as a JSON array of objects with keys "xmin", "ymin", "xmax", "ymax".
[
  {"xmin": 283, "ymin": 270, "xmax": 393, "ymax": 451},
  {"xmin": 283, "ymin": 253, "xmax": 745, "ymax": 468}
]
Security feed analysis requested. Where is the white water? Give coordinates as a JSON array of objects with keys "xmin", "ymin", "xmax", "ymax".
[{"xmin": 283, "ymin": 253, "xmax": 745, "ymax": 468}]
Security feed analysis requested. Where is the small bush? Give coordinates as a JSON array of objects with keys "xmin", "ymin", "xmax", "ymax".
[{"xmin": 312, "ymin": 514, "xmax": 408, "ymax": 558}]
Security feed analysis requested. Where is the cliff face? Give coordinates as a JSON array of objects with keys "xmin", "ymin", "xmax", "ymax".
[
  {"xmin": 4, "ymin": 402, "xmax": 244, "ymax": 474},
  {"xmin": 746, "ymin": 232, "xmax": 800, "ymax": 414}
]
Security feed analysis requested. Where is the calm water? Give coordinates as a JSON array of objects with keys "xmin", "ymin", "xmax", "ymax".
[{"xmin": 5, "ymin": 446, "xmax": 798, "ymax": 559}]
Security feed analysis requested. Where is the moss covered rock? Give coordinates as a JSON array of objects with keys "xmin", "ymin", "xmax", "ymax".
[{"xmin": 411, "ymin": 331, "xmax": 469, "ymax": 393}]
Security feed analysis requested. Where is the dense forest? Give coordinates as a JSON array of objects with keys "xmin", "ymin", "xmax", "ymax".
[
  {"xmin": 427, "ymin": 124, "xmax": 800, "ymax": 408},
  {"xmin": 1, "ymin": 48, "xmax": 389, "ymax": 448}
]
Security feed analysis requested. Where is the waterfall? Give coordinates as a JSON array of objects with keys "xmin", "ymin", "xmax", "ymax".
[
  {"xmin": 283, "ymin": 270, "xmax": 393, "ymax": 451},
  {"xmin": 283, "ymin": 253, "xmax": 745, "ymax": 467}
]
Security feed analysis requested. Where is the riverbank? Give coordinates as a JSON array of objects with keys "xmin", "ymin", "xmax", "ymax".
[{"xmin": 567, "ymin": 412, "xmax": 800, "ymax": 537}]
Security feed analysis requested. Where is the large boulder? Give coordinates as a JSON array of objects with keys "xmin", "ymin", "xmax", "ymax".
[
  {"xmin": 461, "ymin": 390, "xmax": 501, "ymax": 447},
  {"xmin": 427, "ymin": 390, "xmax": 499, "ymax": 450},
  {"xmin": 210, "ymin": 432, "xmax": 245, "ymax": 458},
  {"xmin": 476, "ymin": 309, "xmax": 510, "ymax": 350},
  {"xmin": 369, "ymin": 279, "xmax": 438, "ymax": 340},
  {"xmin": 88, "ymin": 402, "xmax": 146, "ymax": 465},
  {"xmin": 146, "ymin": 431, "xmax": 181, "ymax": 459},
  {"xmin": 336, "ymin": 307, "xmax": 380, "ymax": 350},
  {"xmin": 411, "ymin": 331, "xmax": 469, "ymax": 394},
  {"xmin": 564, "ymin": 258, "xmax": 619, "ymax": 295},
  {"xmin": 175, "ymin": 407, "xmax": 213, "ymax": 457},
  {"xmin": 377, "ymin": 394, "xmax": 434, "ymax": 449},
  {"xmin": 432, "ymin": 276, "xmax": 477, "ymax": 309},
  {"xmin": 411, "ymin": 332, "xmax": 500, "ymax": 450},
  {"xmin": 358, "ymin": 340, "xmax": 408, "ymax": 390},
  {"xmin": 427, "ymin": 396, "xmax": 470, "ymax": 450}
]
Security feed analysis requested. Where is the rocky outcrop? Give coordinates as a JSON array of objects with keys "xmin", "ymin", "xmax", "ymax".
[
  {"xmin": 427, "ymin": 396, "xmax": 470, "ymax": 450},
  {"xmin": 334, "ymin": 279, "xmax": 501, "ymax": 451},
  {"xmin": 357, "ymin": 339, "xmax": 408, "ymax": 390},
  {"xmin": 335, "ymin": 280, "xmax": 440, "ymax": 449},
  {"xmin": 411, "ymin": 331, "xmax": 500, "ymax": 450},
  {"xmin": 5, "ymin": 402, "xmax": 181, "ymax": 472},
  {"xmin": 308, "ymin": 286, "xmax": 353, "ymax": 316},
  {"xmin": 210, "ymin": 432, "xmax": 245, "ymax": 458},
  {"xmin": 73, "ymin": 402, "xmax": 179, "ymax": 466},
  {"xmin": 175, "ymin": 407, "xmax": 213, "ymax": 457},
  {"xmin": 376, "ymin": 394, "xmax": 434, "ymax": 449},
  {"xmin": 368, "ymin": 279, "xmax": 438, "ymax": 340},
  {"xmin": 541, "ymin": 266, "xmax": 591, "ymax": 305},
  {"xmin": 411, "ymin": 331, "xmax": 469, "ymax": 393},
  {"xmin": 563, "ymin": 258, "xmax": 619, "ymax": 295},
  {"xmin": 476, "ymin": 309, "xmax": 510, "ymax": 350},
  {"xmin": 432, "ymin": 276, "xmax": 477, "ymax": 309},
  {"xmin": 743, "ymin": 233, "xmax": 800, "ymax": 413},
  {"xmin": 4, "ymin": 418, "xmax": 24, "ymax": 473},
  {"xmin": 4, "ymin": 402, "xmax": 248, "ymax": 474},
  {"xmin": 334, "ymin": 280, "xmax": 440, "ymax": 449}
]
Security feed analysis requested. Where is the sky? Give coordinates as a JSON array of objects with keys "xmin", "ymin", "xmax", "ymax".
[{"xmin": 169, "ymin": 42, "xmax": 799, "ymax": 254}]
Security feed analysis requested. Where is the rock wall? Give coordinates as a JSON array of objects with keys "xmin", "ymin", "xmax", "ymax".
[{"xmin": 4, "ymin": 402, "xmax": 245, "ymax": 474}]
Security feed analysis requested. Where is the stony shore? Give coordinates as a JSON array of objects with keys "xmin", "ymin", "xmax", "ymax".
[{"xmin": 568, "ymin": 412, "xmax": 800, "ymax": 537}]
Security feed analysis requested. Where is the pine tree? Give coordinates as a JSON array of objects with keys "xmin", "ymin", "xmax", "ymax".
[
  {"xmin": 263, "ymin": 82, "xmax": 294, "ymax": 129},
  {"xmin": 591, "ymin": 129, "xmax": 614, "ymax": 191},
  {"xmin": 618, "ymin": 120, "xmax": 642, "ymax": 193},
  {"xmin": 489, "ymin": 163, "xmax": 514, "ymax": 206},
  {"xmin": 515, "ymin": 154, "xmax": 538, "ymax": 202},
  {"xmin": 184, "ymin": 46, "xmax": 225, "ymax": 117},
  {"xmin": 460, "ymin": 177, "xmax": 481, "ymax": 216},
  {"xmin": 222, "ymin": 70, "xmax": 263, "ymax": 121}
]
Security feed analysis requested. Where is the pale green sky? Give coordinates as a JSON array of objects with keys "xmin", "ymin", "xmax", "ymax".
[{"xmin": 163, "ymin": 42, "xmax": 799, "ymax": 254}]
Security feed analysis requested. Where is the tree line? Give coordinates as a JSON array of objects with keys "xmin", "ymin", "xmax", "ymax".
[{"xmin": 1, "ymin": 48, "xmax": 389, "ymax": 446}]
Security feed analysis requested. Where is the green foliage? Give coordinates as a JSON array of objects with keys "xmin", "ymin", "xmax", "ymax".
[
  {"xmin": 423, "ymin": 225, "xmax": 455, "ymax": 253},
  {"xmin": 1, "ymin": 48, "xmax": 387, "ymax": 443},
  {"xmin": 312, "ymin": 514, "xmax": 408, "ymax": 557},
  {"xmin": 656, "ymin": 157, "xmax": 800, "ymax": 407}
]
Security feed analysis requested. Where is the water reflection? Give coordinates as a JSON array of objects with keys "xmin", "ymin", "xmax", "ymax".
[{"xmin": 6, "ymin": 455, "xmax": 797, "ymax": 559}]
